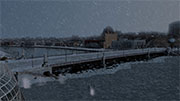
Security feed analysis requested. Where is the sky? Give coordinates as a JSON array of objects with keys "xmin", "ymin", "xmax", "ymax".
[{"xmin": 0, "ymin": 0, "xmax": 179, "ymax": 38}]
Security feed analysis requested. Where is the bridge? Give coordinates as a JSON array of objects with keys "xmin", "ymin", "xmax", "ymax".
[
  {"xmin": 10, "ymin": 45, "xmax": 105, "ymax": 52},
  {"xmin": 0, "ymin": 48, "xmax": 170, "ymax": 75}
]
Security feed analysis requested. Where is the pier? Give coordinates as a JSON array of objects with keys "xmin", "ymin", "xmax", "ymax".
[{"xmin": 0, "ymin": 48, "xmax": 170, "ymax": 75}]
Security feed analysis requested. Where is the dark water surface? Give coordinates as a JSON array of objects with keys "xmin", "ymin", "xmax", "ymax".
[{"xmin": 21, "ymin": 56, "xmax": 180, "ymax": 100}]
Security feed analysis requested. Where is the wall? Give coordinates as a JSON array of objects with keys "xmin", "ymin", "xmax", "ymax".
[{"xmin": 104, "ymin": 33, "xmax": 118, "ymax": 48}]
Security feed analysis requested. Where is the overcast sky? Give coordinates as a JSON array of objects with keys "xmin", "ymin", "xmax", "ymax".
[{"xmin": 0, "ymin": 0, "xmax": 179, "ymax": 38}]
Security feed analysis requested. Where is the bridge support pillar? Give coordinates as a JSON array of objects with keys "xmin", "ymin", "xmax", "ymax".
[{"xmin": 103, "ymin": 52, "xmax": 106, "ymax": 68}]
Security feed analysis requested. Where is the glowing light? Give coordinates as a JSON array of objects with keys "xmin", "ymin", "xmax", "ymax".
[
  {"xmin": 58, "ymin": 74, "xmax": 66, "ymax": 84},
  {"xmin": 90, "ymin": 86, "xmax": 95, "ymax": 96},
  {"xmin": 22, "ymin": 77, "xmax": 31, "ymax": 89}
]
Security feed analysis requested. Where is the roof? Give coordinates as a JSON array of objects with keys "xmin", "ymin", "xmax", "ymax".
[
  {"xmin": 169, "ymin": 21, "xmax": 180, "ymax": 29},
  {"xmin": 0, "ymin": 64, "xmax": 21, "ymax": 100},
  {"xmin": 103, "ymin": 26, "xmax": 114, "ymax": 34}
]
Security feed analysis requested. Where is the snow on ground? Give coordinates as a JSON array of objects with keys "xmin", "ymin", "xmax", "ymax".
[{"xmin": 20, "ymin": 56, "xmax": 179, "ymax": 100}]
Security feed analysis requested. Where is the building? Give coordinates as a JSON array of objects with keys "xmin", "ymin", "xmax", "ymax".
[
  {"xmin": 111, "ymin": 39, "xmax": 146, "ymax": 50},
  {"xmin": 0, "ymin": 64, "xmax": 23, "ymax": 101},
  {"xmin": 102, "ymin": 26, "xmax": 118, "ymax": 48},
  {"xmin": 44, "ymin": 41, "xmax": 53, "ymax": 46},
  {"xmin": 169, "ymin": 21, "xmax": 180, "ymax": 39},
  {"xmin": 73, "ymin": 41, "xmax": 83, "ymax": 47},
  {"xmin": 111, "ymin": 39, "xmax": 132, "ymax": 50},
  {"xmin": 133, "ymin": 40, "xmax": 146, "ymax": 48},
  {"xmin": 169, "ymin": 21, "xmax": 180, "ymax": 35},
  {"xmin": 168, "ymin": 21, "xmax": 180, "ymax": 47},
  {"xmin": 84, "ymin": 40, "xmax": 103, "ymax": 48},
  {"xmin": 0, "ymin": 41, "xmax": 15, "ymax": 46}
]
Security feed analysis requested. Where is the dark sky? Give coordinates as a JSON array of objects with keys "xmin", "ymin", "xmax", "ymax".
[{"xmin": 0, "ymin": 0, "xmax": 179, "ymax": 38}]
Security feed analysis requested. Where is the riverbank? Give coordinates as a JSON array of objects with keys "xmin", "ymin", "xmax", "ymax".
[{"xmin": 21, "ymin": 56, "xmax": 179, "ymax": 100}]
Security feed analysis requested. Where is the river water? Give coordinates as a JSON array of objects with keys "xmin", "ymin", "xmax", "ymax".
[
  {"xmin": 0, "ymin": 46, "xmax": 85, "ymax": 58},
  {"xmin": 20, "ymin": 56, "xmax": 180, "ymax": 100}
]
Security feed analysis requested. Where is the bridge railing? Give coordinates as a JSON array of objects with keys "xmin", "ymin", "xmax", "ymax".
[{"xmin": 1, "ymin": 48, "xmax": 166, "ymax": 72}]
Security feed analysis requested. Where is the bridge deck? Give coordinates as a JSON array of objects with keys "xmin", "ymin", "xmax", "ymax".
[{"xmin": 0, "ymin": 48, "xmax": 167, "ymax": 73}]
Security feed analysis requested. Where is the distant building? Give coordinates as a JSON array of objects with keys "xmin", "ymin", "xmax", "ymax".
[
  {"xmin": 25, "ymin": 42, "xmax": 35, "ymax": 47},
  {"xmin": 35, "ymin": 41, "xmax": 45, "ymax": 46},
  {"xmin": 102, "ymin": 26, "xmax": 118, "ymax": 48},
  {"xmin": 44, "ymin": 41, "xmax": 53, "ymax": 46},
  {"xmin": 111, "ymin": 39, "xmax": 146, "ymax": 50},
  {"xmin": 54, "ymin": 42, "xmax": 63, "ymax": 46},
  {"xmin": 73, "ymin": 41, "xmax": 82, "ymax": 47},
  {"xmin": 169, "ymin": 21, "xmax": 180, "ymax": 36},
  {"xmin": 133, "ymin": 40, "xmax": 146, "ymax": 48},
  {"xmin": 0, "ymin": 41, "xmax": 15, "ymax": 46},
  {"xmin": 84, "ymin": 40, "xmax": 103, "ymax": 48},
  {"xmin": 168, "ymin": 21, "xmax": 180, "ymax": 47},
  {"xmin": 20, "ymin": 40, "xmax": 35, "ymax": 47},
  {"xmin": 111, "ymin": 39, "xmax": 132, "ymax": 50}
]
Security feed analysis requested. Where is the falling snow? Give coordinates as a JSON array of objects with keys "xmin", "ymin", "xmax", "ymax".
[{"xmin": 0, "ymin": 1, "xmax": 179, "ymax": 38}]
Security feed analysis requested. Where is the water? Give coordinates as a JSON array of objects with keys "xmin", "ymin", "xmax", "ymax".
[
  {"xmin": 20, "ymin": 56, "xmax": 180, "ymax": 100},
  {"xmin": 0, "ymin": 46, "xmax": 85, "ymax": 58}
]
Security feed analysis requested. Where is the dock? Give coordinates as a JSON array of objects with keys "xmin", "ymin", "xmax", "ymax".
[{"xmin": 0, "ymin": 48, "xmax": 169, "ymax": 75}]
